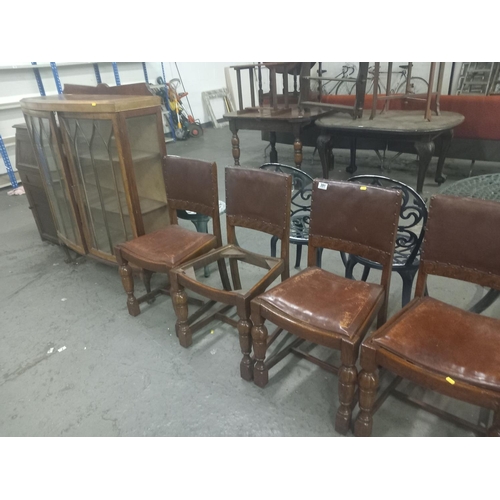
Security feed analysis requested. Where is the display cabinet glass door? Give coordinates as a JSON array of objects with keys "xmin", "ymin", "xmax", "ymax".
[
  {"xmin": 23, "ymin": 112, "xmax": 85, "ymax": 253},
  {"xmin": 125, "ymin": 112, "xmax": 169, "ymax": 234},
  {"xmin": 60, "ymin": 116, "xmax": 135, "ymax": 261}
]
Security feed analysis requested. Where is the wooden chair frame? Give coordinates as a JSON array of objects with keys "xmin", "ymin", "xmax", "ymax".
[
  {"xmin": 115, "ymin": 156, "xmax": 226, "ymax": 316},
  {"xmin": 355, "ymin": 194, "xmax": 500, "ymax": 437},
  {"xmin": 250, "ymin": 180, "xmax": 402, "ymax": 434},
  {"xmin": 169, "ymin": 167, "xmax": 292, "ymax": 381}
]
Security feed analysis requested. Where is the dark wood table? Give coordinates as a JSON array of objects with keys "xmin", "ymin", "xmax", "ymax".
[
  {"xmin": 440, "ymin": 173, "xmax": 500, "ymax": 314},
  {"xmin": 316, "ymin": 110, "xmax": 465, "ymax": 194},
  {"xmin": 224, "ymin": 106, "xmax": 333, "ymax": 168}
]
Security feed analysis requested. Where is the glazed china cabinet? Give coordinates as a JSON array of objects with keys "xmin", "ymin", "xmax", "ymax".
[{"xmin": 20, "ymin": 94, "xmax": 169, "ymax": 264}]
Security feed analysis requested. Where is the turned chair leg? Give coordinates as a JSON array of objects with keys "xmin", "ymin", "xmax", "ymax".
[
  {"xmin": 172, "ymin": 285, "xmax": 192, "ymax": 348},
  {"xmin": 354, "ymin": 368, "xmax": 379, "ymax": 437},
  {"xmin": 119, "ymin": 260, "xmax": 140, "ymax": 317},
  {"xmin": 238, "ymin": 314, "xmax": 254, "ymax": 381},
  {"xmin": 335, "ymin": 343, "xmax": 358, "ymax": 435},
  {"xmin": 251, "ymin": 314, "xmax": 269, "ymax": 388}
]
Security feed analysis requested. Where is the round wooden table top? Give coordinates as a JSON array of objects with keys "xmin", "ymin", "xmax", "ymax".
[{"xmin": 316, "ymin": 110, "xmax": 465, "ymax": 135}]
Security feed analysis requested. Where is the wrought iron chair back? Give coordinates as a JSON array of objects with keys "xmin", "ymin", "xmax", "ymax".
[
  {"xmin": 260, "ymin": 163, "xmax": 314, "ymax": 268},
  {"xmin": 344, "ymin": 174, "xmax": 428, "ymax": 306}
]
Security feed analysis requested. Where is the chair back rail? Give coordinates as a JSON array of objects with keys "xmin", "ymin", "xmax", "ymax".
[
  {"xmin": 347, "ymin": 175, "xmax": 427, "ymax": 268},
  {"xmin": 260, "ymin": 163, "xmax": 313, "ymax": 243},
  {"xmin": 225, "ymin": 167, "xmax": 292, "ymax": 240},
  {"xmin": 225, "ymin": 166, "xmax": 292, "ymax": 279},
  {"xmin": 415, "ymin": 194, "xmax": 500, "ymax": 294},
  {"xmin": 307, "ymin": 180, "xmax": 402, "ymax": 267},
  {"xmin": 163, "ymin": 155, "xmax": 222, "ymax": 245},
  {"xmin": 307, "ymin": 180, "xmax": 402, "ymax": 323}
]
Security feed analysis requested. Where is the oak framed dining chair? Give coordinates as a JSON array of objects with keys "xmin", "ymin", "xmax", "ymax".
[{"xmin": 250, "ymin": 179, "xmax": 402, "ymax": 434}]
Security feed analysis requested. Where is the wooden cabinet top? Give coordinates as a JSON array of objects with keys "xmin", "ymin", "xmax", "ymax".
[{"xmin": 20, "ymin": 94, "xmax": 161, "ymax": 113}]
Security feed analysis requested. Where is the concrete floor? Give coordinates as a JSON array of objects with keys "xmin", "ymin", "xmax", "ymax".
[{"xmin": 1, "ymin": 124, "xmax": 499, "ymax": 437}]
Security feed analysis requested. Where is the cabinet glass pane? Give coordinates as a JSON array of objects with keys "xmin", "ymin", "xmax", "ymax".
[
  {"xmin": 126, "ymin": 114, "xmax": 169, "ymax": 234},
  {"xmin": 61, "ymin": 117, "xmax": 133, "ymax": 255},
  {"xmin": 25, "ymin": 114, "xmax": 79, "ymax": 244}
]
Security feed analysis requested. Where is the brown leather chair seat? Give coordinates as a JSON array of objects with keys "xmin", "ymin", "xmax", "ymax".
[
  {"xmin": 373, "ymin": 296, "xmax": 500, "ymax": 391},
  {"xmin": 249, "ymin": 180, "xmax": 402, "ymax": 435},
  {"xmin": 120, "ymin": 225, "xmax": 216, "ymax": 272},
  {"xmin": 354, "ymin": 194, "xmax": 500, "ymax": 437},
  {"xmin": 114, "ymin": 156, "xmax": 226, "ymax": 317},
  {"xmin": 256, "ymin": 267, "xmax": 384, "ymax": 345}
]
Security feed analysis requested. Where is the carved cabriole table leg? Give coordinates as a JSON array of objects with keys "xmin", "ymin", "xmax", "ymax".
[
  {"xmin": 414, "ymin": 139, "xmax": 436, "ymax": 195},
  {"xmin": 346, "ymin": 137, "xmax": 358, "ymax": 174},
  {"xmin": 317, "ymin": 134, "xmax": 334, "ymax": 179},
  {"xmin": 435, "ymin": 129, "xmax": 453, "ymax": 185},
  {"xmin": 269, "ymin": 131, "xmax": 278, "ymax": 164}
]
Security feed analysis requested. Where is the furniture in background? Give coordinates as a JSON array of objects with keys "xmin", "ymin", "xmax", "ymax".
[
  {"xmin": 250, "ymin": 180, "xmax": 402, "ymax": 434},
  {"xmin": 20, "ymin": 93, "xmax": 169, "ymax": 265},
  {"xmin": 440, "ymin": 173, "xmax": 500, "ymax": 313},
  {"xmin": 355, "ymin": 194, "xmax": 500, "ymax": 437},
  {"xmin": 259, "ymin": 163, "xmax": 314, "ymax": 269},
  {"xmin": 170, "ymin": 167, "xmax": 292, "ymax": 382},
  {"xmin": 114, "ymin": 157, "xmax": 228, "ymax": 317},
  {"xmin": 316, "ymin": 93, "xmax": 500, "ymax": 181},
  {"xmin": 13, "ymin": 123, "xmax": 58, "ymax": 245},
  {"xmin": 315, "ymin": 110, "xmax": 464, "ymax": 194},
  {"xmin": 307, "ymin": 62, "xmax": 444, "ymax": 122},
  {"xmin": 343, "ymin": 175, "xmax": 428, "ymax": 307},
  {"xmin": 224, "ymin": 62, "xmax": 333, "ymax": 168}
]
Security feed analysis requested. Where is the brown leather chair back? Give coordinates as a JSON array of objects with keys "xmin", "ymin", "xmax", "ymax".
[
  {"xmin": 308, "ymin": 180, "xmax": 402, "ymax": 267},
  {"xmin": 225, "ymin": 167, "xmax": 292, "ymax": 241},
  {"xmin": 415, "ymin": 194, "xmax": 500, "ymax": 294},
  {"xmin": 164, "ymin": 156, "xmax": 219, "ymax": 218},
  {"xmin": 163, "ymin": 156, "xmax": 222, "ymax": 245}
]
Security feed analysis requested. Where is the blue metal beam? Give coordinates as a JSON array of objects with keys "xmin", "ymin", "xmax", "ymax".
[
  {"xmin": 31, "ymin": 62, "xmax": 46, "ymax": 96},
  {"xmin": 0, "ymin": 135, "xmax": 19, "ymax": 188}
]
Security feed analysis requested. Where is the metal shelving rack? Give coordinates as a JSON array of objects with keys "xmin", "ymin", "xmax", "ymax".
[{"xmin": 456, "ymin": 62, "xmax": 499, "ymax": 95}]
